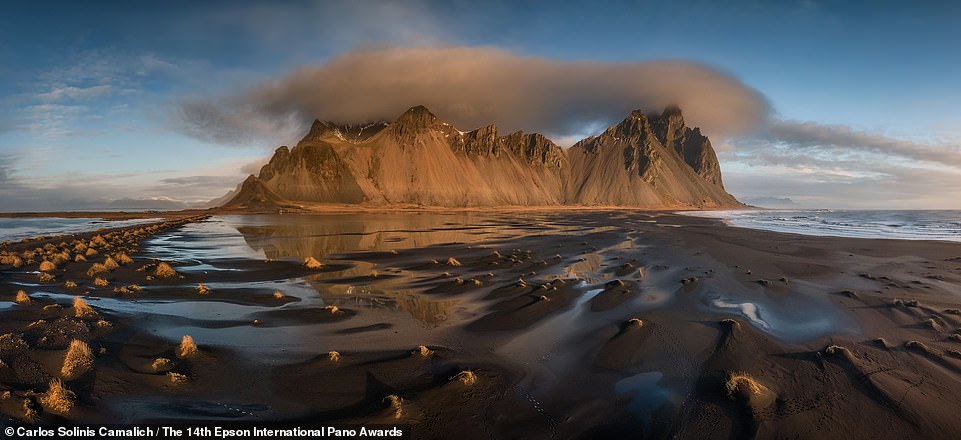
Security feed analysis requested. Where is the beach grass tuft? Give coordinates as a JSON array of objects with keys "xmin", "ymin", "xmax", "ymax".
[
  {"xmin": 304, "ymin": 257, "xmax": 324, "ymax": 269},
  {"xmin": 177, "ymin": 335, "xmax": 198, "ymax": 359},
  {"xmin": 154, "ymin": 262, "xmax": 178, "ymax": 278},
  {"xmin": 61, "ymin": 339, "xmax": 94, "ymax": 380},
  {"xmin": 725, "ymin": 372, "xmax": 766, "ymax": 399},
  {"xmin": 40, "ymin": 379, "xmax": 75, "ymax": 414},
  {"xmin": 151, "ymin": 358, "xmax": 173, "ymax": 373},
  {"xmin": 454, "ymin": 370, "xmax": 477, "ymax": 385},
  {"xmin": 73, "ymin": 296, "xmax": 98, "ymax": 319},
  {"xmin": 415, "ymin": 345, "xmax": 433, "ymax": 357},
  {"xmin": 15, "ymin": 290, "xmax": 30, "ymax": 305},
  {"xmin": 384, "ymin": 394, "xmax": 403, "ymax": 419}
]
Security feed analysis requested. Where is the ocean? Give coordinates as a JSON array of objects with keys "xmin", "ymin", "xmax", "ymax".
[
  {"xmin": 683, "ymin": 209, "xmax": 961, "ymax": 242},
  {"xmin": 0, "ymin": 217, "xmax": 162, "ymax": 242}
]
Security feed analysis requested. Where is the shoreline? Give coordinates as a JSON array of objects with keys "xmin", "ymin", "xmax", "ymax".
[{"xmin": 1, "ymin": 211, "xmax": 960, "ymax": 437}]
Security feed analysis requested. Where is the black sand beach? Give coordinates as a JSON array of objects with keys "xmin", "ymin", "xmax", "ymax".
[{"xmin": 2, "ymin": 210, "xmax": 961, "ymax": 439}]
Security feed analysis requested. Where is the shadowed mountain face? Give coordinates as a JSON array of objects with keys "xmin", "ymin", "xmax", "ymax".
[{"xmin": 224, "ymin": 105, "xmax": 740, "ymax": 209}]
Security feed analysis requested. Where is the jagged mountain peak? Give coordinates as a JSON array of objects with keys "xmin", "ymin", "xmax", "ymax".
[
  {"xmin": 222, "ymin": 105, "xmax": 740, "ymax": 209},
  {"xmin": 395, "ymin": 105, "xmax": 440, "ymax": 126},
  {"xmin": 302, "ymin": 119, "xmax": 388, "ymax": 144}
]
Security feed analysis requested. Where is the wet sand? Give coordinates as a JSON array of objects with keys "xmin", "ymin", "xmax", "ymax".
[{"xmin": 2, "ymin": 211, "xmax": 961, "ymax": 439}]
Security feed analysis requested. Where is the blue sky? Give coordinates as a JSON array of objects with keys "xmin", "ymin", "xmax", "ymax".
[{"xmin": 2, "ymin": 0, "xmax": 960, "ymax": 210}]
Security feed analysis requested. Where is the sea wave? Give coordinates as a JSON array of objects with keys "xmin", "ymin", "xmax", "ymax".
[{"xmin": 680, "ymin": 209, "xmax": 961, "ymax": 242}]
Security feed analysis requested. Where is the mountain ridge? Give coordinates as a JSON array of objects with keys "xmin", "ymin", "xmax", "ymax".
[{"xmin": 221, "ymin": 105, "xmax": 742, "ymax": 209}]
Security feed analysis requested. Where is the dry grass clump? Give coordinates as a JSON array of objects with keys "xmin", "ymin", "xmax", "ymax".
[
  {"xmin": 15, "ymin": 290, "xmax": 30, "ymax": 305},
  {"xmin": 64, "ymin": 280, "xmax": 78, "ymax": 288},
  {"xmin": 304, "ymin": 256, "xmax": 324, "ymax": 269},
  {"xmin": 454, "ymin": 370, "xmax": 477, "ymax": 385},
  {"xmin": 51, "ymin": 252, "xmax": 71, "ymax": 266},
  {"xmin": 905, "ymin": 340, "xmax": 930, "ymax": 352},
  {"xmin": 168, "ymin": 372, "xmax": 189, "ymax": 383},
  {"xmin": 116, "ymin": 253, "xmax": 133, "ymax": 265},
  {"xmin": 21, "ymin": 398, "xmax": 37, "ymax": 421},
  {"xmin": 725, "ymin": 372, "xmax": 766, "ymax": 399},
  {"xmin": 38, "ymin": 272, "xmax": 55, "ymax": 283},
  {"xmin": 114, "ymin": 284, "xmax": 143, "ymax": 295},
  {"xmin": 85, "ymin": 248, "xmax": 98, "ymax": 257},
  {"xmin": 40, "ymin": 379, "xmax": 75, "ymax": 414},
  {"xmin": 154, "ymin": 262, "xmax": 178, "ymax": 278},
  {"xmin": 74, "ymin": 254, "xmax": 87, "ymax": 263},
  {"xmin": 177, "ymin": 335, "xmax": 198, "ymax": 359},
  {"xmin": 825, "ymin": 344, "xmax": 851, "ymax": 356},
  {"xmin": 196, "ymin": 283, "xmax": 211, "ymax": 295},
  {"xmin": 273, "ymin": 291, "xmax": 284, "ymax": 299},
  {"xmin": 94, "ymin": 320, "xmax": 112, "ymax": 329},
  {"xmin": 384, "ymin": 394, "xmax": 403, "ymax": 419},
  {"xmin": 321, "ymin": 305, "xmax": 341, "ymax": 314},
  {"xmin": 73, "ymin": 296, "xmax": 98, "ymax": 319},
  {"xmin": 151, "ymin": 358, "xmax": 173, "ymax": 373},
  {"xmin": 103, "ymin": 257, "xmax": 120, "ymax": 270},
  {"xmin": 892, "ymin": 298, "xmax": 919, "ymax": 308},
  {"xmin": 720, "ymin": 318, "xmax": 740, "ymax": 328},
  {"xmin": 415, "ymin": 345, "xmax": 433, "ymax": 357},
  {"xmin": 446, "ymin": 257, "xmax": 462, "ymax": 267},
  {"xmin": 8, "ymin": 255, "xmax": 24, "ymax": 268},
  {"xmin": 328, "ymin": 351, "xmax": 341, "ymax": 362},
  {"xmin": 86, "ymin": 263, "xmax": 108, "ymax": 277},
  {"xmin": 93, "ymin": 277, "xmax": 109, "ymax": 287},
  {"xmin": 39, "ymin": 260, "xmax": 56, "ymax": 272},
  {"xmin": 61, "ymin": 339, "xmax": 94, "ymax": 380}
]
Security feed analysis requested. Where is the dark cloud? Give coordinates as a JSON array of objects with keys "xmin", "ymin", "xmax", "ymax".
[{"xmin": 175, "ymin": 46, "xmax": 771, "ymax": 145}]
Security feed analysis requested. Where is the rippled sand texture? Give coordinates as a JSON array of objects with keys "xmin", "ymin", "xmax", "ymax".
[{"xmin": 3, "ymin": 211, "xmax": 961, "ymax": 439}]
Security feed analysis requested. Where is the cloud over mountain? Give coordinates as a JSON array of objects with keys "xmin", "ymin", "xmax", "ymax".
[{"xmin": 177, "ymin": 46, "xmax": 771, "ymax": 145}]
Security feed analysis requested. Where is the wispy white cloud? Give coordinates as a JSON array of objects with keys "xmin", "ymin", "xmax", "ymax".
[
  {"xmin": 756, "ymin": 119, "xmax": 961, "ymax": 167},
  {"xmin": 36, "ymin": 85, "xmax": 115, "ymax": 102},
  {"xmin": 722, "ymin": 121, "xmax": 961, "ymax": 209}
]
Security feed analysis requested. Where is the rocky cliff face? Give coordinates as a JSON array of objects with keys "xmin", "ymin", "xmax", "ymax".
[{"xmin": 222, "ymin": 105, "xmax": 741, "ymax": 209}]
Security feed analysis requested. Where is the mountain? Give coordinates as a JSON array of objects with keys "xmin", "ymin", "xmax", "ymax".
[{"xmin": 221, "ymin": 105, "xmax": 741, "ymax": 209}]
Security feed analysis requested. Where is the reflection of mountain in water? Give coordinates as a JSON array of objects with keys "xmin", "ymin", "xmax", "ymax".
[
  {"xmin": 397, "ymin": 292, "xmax": 457, "ymax": 328},
  {"xmin": 234, "ymin": 213, "xmax": 519, "ymax": 260}
]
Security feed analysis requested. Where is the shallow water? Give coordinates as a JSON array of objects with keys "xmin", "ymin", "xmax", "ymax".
[
  {"xmin": 700, "ymin": 291, "xmax": 852, "ymax": 343},
  {"xmin": 615, "ymin": 371, "xmax": 671, "ymax": 426},
  {"xmin": 0, "ymin": 217, "xmax": 162, "ymax": 242}
]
